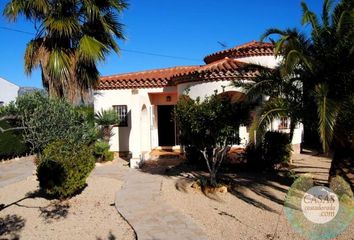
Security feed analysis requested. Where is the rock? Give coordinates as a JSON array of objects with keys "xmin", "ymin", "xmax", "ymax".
[
  {"xmin": 191, "ymin": 182, "xmax": 200, "ymax": 189},
  {"xmin": 218, "ymin": 186, "xmax": 228, "ymax": 193}
]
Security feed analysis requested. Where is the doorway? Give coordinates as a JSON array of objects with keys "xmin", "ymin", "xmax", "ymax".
[{"xmin": 157, "ymin": 105, "xmax": 175, "ymax": 146}]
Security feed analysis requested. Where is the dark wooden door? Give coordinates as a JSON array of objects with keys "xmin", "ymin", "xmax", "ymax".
[{"xmin": 157, "ymin": 105, "xmax": 175, "ymax": 146}]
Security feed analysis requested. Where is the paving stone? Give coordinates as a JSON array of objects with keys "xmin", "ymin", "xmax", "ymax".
[
  {"xmin": 115, "ymin": 169, "xmax": 208, "ymax": 240},
  {"xmin": 0, "ymin": 156, "xmax": 35, "ymax": 188}
]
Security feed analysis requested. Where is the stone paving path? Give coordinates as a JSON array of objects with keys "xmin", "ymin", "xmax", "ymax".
[
  {"xmin": 115, "ymin": 169, "xmax": 208, "ymax": 240},
  {"xmin": 0, "ymin": 156, "xmax": 35, "ymax": 188}
]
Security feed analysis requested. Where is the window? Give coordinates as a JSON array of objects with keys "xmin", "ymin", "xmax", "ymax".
[
  {"xmin": 113, "ymin": 105, "xmax": 128, "ymax": 127},
  {"xmin": 279, "ymin": 117, "xmax": 289, "ymax": 129}
]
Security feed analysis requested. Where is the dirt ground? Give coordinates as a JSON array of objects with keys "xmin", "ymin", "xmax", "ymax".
[
  {"xmin": 0, "ymin": 167, "xmax": 135, "ymax": 240},
  {"xmin": 152, "ymin": 153, "xmax": 354, "ymax": 240}
]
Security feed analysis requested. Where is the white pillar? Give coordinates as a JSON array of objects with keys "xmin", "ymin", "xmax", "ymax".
[{"xmin": 130, "ymin": 94, "xmax": 142, "ymax": 168}]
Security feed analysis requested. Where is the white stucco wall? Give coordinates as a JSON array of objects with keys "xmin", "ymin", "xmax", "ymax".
[
  {"xmin": 94, "ymin": 87, "xmax": 176, "ymax": 158},
  {"xmin": 177, "ymin": 80, "xmax": 244, "ymax": 100},
  {"xmin": 0, "ymin": 78, "xmax": 19, "ymax": 105},
  {"xmin": 235, "ymin": 55, "xmax": 282, "ymax": 68},
  {"xmin": 95, "ymin": 55, "xmax": 301, "ymax": 160}
]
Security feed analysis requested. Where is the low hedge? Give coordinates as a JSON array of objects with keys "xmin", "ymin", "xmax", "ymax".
[{"xmin": 37, "ymin": 140, "xmax": 95, "ymax": 198}]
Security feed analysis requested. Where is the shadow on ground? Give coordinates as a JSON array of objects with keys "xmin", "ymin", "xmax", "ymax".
[
  {"xmin": 140, "ymin": 153, "xmax": 297, "ymax": 213},
  {"xmin": 0, "ymin": 214, "xmax": 26, "ymax": 239},
  {"xmin": 96, "ymin": 231, "xmax": 116, "ymax": 240},
  {"xmin": 0, "ymin": 190, "xmax": 70, "ymax": 224}
]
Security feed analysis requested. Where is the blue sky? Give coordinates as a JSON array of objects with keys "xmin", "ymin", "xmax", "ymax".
[{"xmin": 0, "ymin": 0, "xmax": 323, "ymax": 88}]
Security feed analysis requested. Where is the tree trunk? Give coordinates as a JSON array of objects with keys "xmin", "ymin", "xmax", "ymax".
[
  {"xmin": 102, "ymin": 126, "xmax": 112, "ymax": 143},
  {"xmin": 40, "ymin": 60, "xmax": 92, "ymax": 106}
]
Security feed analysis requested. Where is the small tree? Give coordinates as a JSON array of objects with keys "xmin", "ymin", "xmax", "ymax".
[
  {"xmin": 94, "ymin": 109, "xmax": 120, "ymax": 143},
  {"xmin": 175, "ymin": 93, "xmax": 251, "ymax": 186}
]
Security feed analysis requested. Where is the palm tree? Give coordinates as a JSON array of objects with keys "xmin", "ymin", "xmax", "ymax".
[
  {"xmin": 94, "ymin": 108, "xmax": 119, "ymax": 143},
  {"xmin": 3, "ymin": 0, "xmax": 128, "ymax": 105},
  {"xmin": 260, "ymin": 0, "xmax": 354, "ymax": 153},
  {"xmin": 234, "ymin": 66, "xmax": 303, "ymax": 145}
]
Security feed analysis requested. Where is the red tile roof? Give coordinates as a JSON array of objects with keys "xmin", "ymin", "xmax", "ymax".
[
  {"xmin": 97, "ymin": 41, "xmax": 270, "ymax": 90},
  {"xmin": 173, "ymin": 58, "xmax": 258, "ymax": 84},
  {"xmin": 97, "ymin": 66, "xmax": 198, "ymax": 90},
  {"xmin": 204, "ymin": 41, "xmax": 274, "ymax": 64}
]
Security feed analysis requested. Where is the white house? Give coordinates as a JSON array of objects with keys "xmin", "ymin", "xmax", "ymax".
[
  {"xmin": 94, "ymin": 41, "xmax": 303, "ymax": 167},
  {"xmin": 0, "ymin": 77, "xmax": 19, "ymax": 106}
]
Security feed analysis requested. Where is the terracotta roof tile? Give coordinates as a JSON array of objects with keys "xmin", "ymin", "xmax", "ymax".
[
  {"xmin": 173, "ymin": 58, "xmax": 259, "ymax": 84},
  {"xmin": 97, "ymin": 66, "xmax": 198, "ymax": 90},
  {"xmin": 204, "ymin": 41, "xmax": 274, "ymax": 64},
  {"xmin": 97, "ymin": 41, "xmax": 271, "ymax": 90}
]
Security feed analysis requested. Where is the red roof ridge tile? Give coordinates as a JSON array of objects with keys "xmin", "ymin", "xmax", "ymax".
[{"xmin": 204, "ymin": 40, "xmax": 274, "ymax": 64}]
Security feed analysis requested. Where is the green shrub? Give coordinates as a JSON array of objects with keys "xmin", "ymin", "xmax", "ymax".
[
  {"xmin": 244, "ymin": 143, "xmax": 264, "ymax": 169},
  {"xmin": 263, "ymin": 131, "xmax": 292, "ymax": 166},
  {"xmin": 184, "ymin": 146, "xmax": 203, "ymax": 165},
  {"xmin": 14, "ymin": 93, "xmax": 97, "ymax": 153},
  {"xmin": 0, "ymin": 120, "xmax": 29, "ymax": 159},
  {"xmin": 37, "ymin": 140, "xmax": 95, "ymax": 198},
  {"xmin": 93, "ymin": 141, "xmax": 114, "ymax": 162}
]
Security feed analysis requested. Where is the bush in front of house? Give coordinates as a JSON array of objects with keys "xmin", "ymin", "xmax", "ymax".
[
  {"xmin": 244, "ymin": 143, "xmax": 264, "ymax": 170},
  {"xmin": 245, "ymin": 131, "xmax": 292, "ymax": 169},
  {"xmin": 22, "ymin": 94, "xmax": 97, "ymax": 153},
  {"xmin": 175, "ymin": 93, "xmax": 251, "ymax": 185},
  {"xmin": 93, "ymin": 141, "xmax": 114, "ymax": 162},
  {"xmin": 263, "ymin": 131, "xmax": 292, "ymax": 166},
  {"xmin": 184, "ymin": 146, "xmax": 204, "ymax": 165},
  {"xmin": 3, "ymin": 92, "xmax": 97, "ymax": 153},
  {"xmin": 37, "ymin": 140, "xmax": 95, "ymax": 198}
]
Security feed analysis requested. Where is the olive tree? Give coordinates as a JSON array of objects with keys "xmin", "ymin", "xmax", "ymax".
[{"xmin": 175, "ymin": 93, "xmax": 251, "ymax": 186}]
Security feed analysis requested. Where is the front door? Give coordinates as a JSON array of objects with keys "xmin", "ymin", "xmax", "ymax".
[{"xmin": 157, "ymin": 105, "xmax": 175, "ymax": 146}]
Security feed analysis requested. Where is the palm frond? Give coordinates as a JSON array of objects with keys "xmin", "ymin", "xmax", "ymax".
[
  {"xmin": 260, "ymin": 28, "xmax": 287, "ymax": 42},
  {"xmin": 3, "ymin": 0, "xmax": 26, "ymax": 21},
  {"xmin": 314, "ymin": 84, "xmax": 339, "ymax": 153},
  {"xmin": 82, "ymin": 0, "xmax": 100, "ymax": 21},
  {"xmin": 24, "ymin": 39, "xmax": 45, "ymax": 75},
  {"xmin": 249, "ymin": 98, "xmax": 289, "ymax": 144},
  {"xmin": 95, "ymin": 108, "xmax": 119, "ymax": 126},
  {"xmin": 101, "ymin": 12, "xmax": 126, "ymax": 41},
  {"xmin": 46, "ymin": 49, "xmax": 71, "ymax": 81},
  {"xmin": 322, "ymin": 0, "xmax": 334, "ymax": 28},
  {"xmin": 44, "ymin": 16, "xmax": 80, "ymax": 37},
  {"xmin": 335, "ymin": 9, "xmax": 354, "ymax": 34},
  {"xmin": 301, "ymin": 1, "xmax": 320, "ymax": 35},
  {"xmin": 78, "ymin": 35, "xmax": 109, "ymax": 62}
]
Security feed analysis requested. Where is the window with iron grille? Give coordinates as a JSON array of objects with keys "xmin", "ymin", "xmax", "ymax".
[{"xmin": 113, "ymin": 105, "xmax": 128, "ymax": 127}]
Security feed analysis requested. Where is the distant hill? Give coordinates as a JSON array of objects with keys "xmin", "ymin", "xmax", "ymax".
[{"xmin": 18, "ymin": 87, "xmax": 46, "ymax": 96}]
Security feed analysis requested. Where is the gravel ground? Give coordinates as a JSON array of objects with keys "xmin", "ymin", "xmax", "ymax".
[
  {"xmin": 0, "ymin": 174, "xmax": 135, "ymax": 240},
  {"xmin": 160, "ymin": 153, "xmax": 354, "ymax": 240}
]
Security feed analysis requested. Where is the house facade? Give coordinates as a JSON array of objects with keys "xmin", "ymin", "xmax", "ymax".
[
  {"xmin": 94, "ymin": 41, "xmax": 303, "ymax": 167},
  {"xmin": 0, "ymin": 77, "xmax": 19, "ymax": 106}
]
